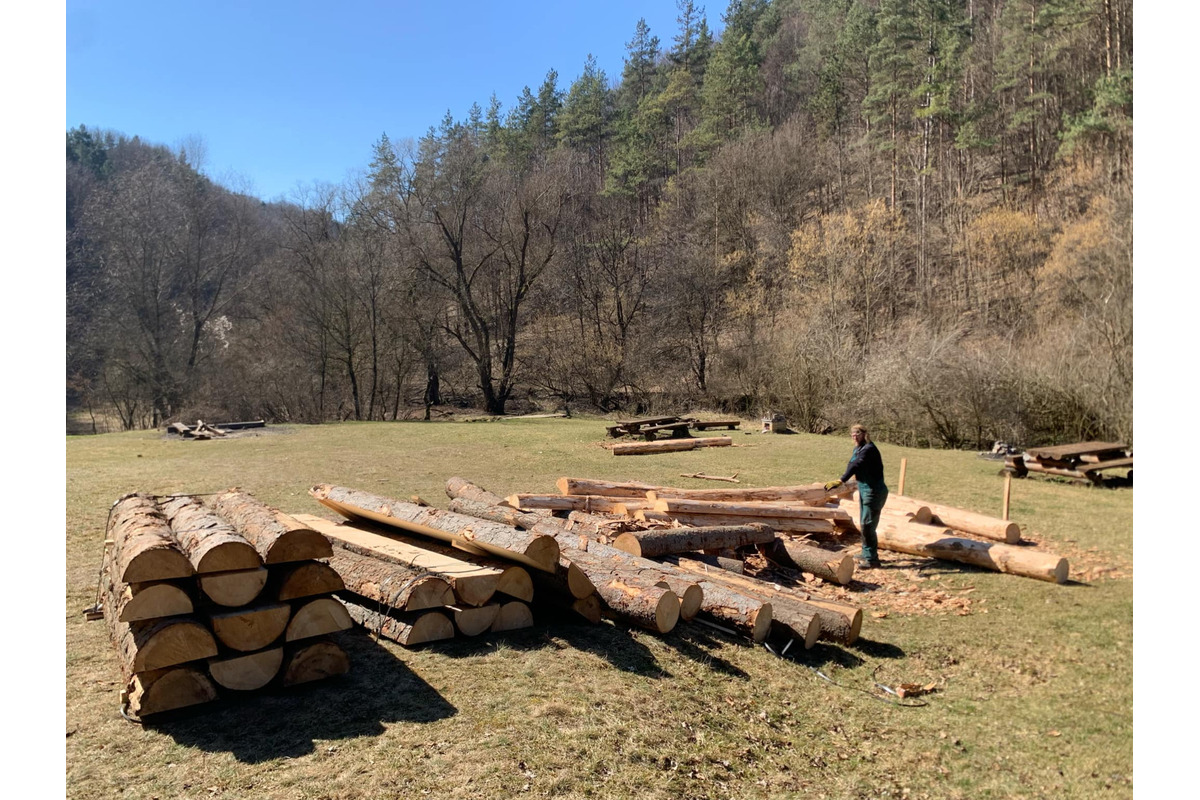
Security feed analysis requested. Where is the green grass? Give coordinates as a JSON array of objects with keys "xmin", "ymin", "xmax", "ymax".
[{"xmin": 66, "ymin": 418, "xmax": 1132, "ymax": 799}]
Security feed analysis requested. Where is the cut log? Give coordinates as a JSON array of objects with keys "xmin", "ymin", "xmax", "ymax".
[
  {"xmin": 286, "ymin": 597, "xmax": 354, "ymax": 641},
  {"xmin": 448, "ymin": 603, "xmax": 501, "ymax": 636},
  {"xmin": 885, "ymin": 495, "xmax": 1020, "ymax": 543},
  {"xmin": 758, "ymin": 538, "xmax": 856, "ymax": 585},
  {"xmin": 207, "ymin": 647, "xmax": 284, "ymax": 691},
  {"xmin": 124, "ymin": 666, "xmax": 217, "ymax": 717},
  {"xmin": 206, "ymin": 489, "xmax": 333, "ymax": 563},
  {"xmin": 571, "ymin": 594, "xmax": 603, "ymax": 624},
  {"xmin": 309, "ymin": 484, "xmax": 559, "ymax": 573},
  {"xmin": 208, "ymin": 603, "xmax": 291, "ymax": 652},
  {"xmin": 840, "ymin": 499, "xmax": 933, "ymax": 529},
  {"xmin": 555, "ymin": 478, "xmax": 661, "ymax": 498},
  {"xmin": 636, "ymin": 509, "xmax": 836, "ymax": 535},
  {"xmin": 294, "ymin": 514, "xmax": 506, "ymax": 607},
  {"xmin": 491, "ymin": 601, "xmax": 534, "ymax": 632},
  {"xmin": 653, "ymin": 498, "xmax": 852, "ymax": 521},
  {"xmin": 612, "ymin": 524, "xmax": 775, "ymax": 559},
  {"xmin": 645, "ymin": 481, "xmax": 856, "ymax": 505},
  {"xmin": 327, "ymin": 548, "xmax": 453, "ymax": 611},
  {"xmin": 343, "ymin": 599, "xmax": 455, "ymax": 646},
  {"xmin": 117, "ymin": 618, "xmax": 219, "ymax": 672},
  {"xmin": 198, "ymin": 567, "xmax": 269, "ymax": 607},
  {"xmin": 104, "ymin": 549, "xmax": 193, "ymax": 622},
  {"xmin": 272, "ymin": 560, "xmax": 346, "ymax": 602},
  {"xmin": 565, "ymin": 510, "xmax": 638, "ymax": 538},
  {"xmin": 597, "ymin": 581, "xmax": 680, "ymax": 633},
  {"xmin": 107, "ymin": 494, "xmax": 194, "ymax": 584},
  {"xmin": 875, "ymin": 519, "xmax": 1069, "ymax": 583},
  {"xmin": 446, "ymin": 476, "xmax": 507, "ymax": 505},
  {"xmin": 608, "ymin": 437, "xmax": 732, "ymax": 455},
  {"xmin": 281, "ymin": 639, "xmax": 350, "ymax": 686},
  {"xmin": 662, "ymin": 555, "xmax": 861, "ymax": 645},
  {"xmin": 159, "ymin": 496, "xmax": 263, "ymax": 573},
  {"xmin": 504, "ymin": 494, "xmax": 639, "ymax": 514},
  {"xmin": 688, "ymin": 580, "xmax": 773, "ymax": 643}
]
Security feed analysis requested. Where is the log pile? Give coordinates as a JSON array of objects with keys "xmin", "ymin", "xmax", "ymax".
[
  {"xmin": 1005, "ymin": 441, "xmax": 1132, "ymax": 485},
  {"xmin": 100, "ymin": 491, "xmax": 351, "ymax": 719}
]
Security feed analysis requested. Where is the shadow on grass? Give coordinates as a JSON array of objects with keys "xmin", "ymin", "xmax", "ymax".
[
  {"xmin": 147, "ymin": 631, "xmax": 456, "ymax": 763},
  {"xmin": 657, "ymin": 622, "xmax": 752, "ymax": 679}
]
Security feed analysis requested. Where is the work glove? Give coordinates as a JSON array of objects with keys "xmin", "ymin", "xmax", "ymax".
[{"xmin": 824, "ymin": 480, "xmax": 843, "ymax": 491}]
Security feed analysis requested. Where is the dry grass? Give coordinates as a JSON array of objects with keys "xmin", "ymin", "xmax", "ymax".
[{"xmin": 65, "ymin": 419, "xmax": 1132, "ymax": 799}]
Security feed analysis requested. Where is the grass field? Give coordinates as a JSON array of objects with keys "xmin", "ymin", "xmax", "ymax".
[{"xmin": 65, "ymin": 419, "xmax": 1133, "ymax": 799}]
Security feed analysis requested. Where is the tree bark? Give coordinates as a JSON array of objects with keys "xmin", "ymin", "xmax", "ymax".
[
  {"xmin": 309, "ymin": 484, "xmax": 559, "ymax": 573},
  {"xmin": 343, "ymin": 599, "xmax": 455, "ymax": 646},
  {"xmin": 612, "ymin": 524, "xmax": 775, "ymax": 558},
  {"xmin": 208, "ymin": 604, "xmax": 291, "ymax": 652},
  {"xmin": 159, "ymin": 496, "xmax": 262, "ymax": 573},
  {"xmin": 107, "ymin": 494, "xmax": 194, "ymax": 583},
  {"xmin": 281, "ymin": 639, "xmax": 350, "ymax": 686},
  {"xmin": 758, "ymin": 538, "xmax": 856, "ymax": 585},
  {"xmin": 206, "ymin": 489, "xmax": 333, "ymax": 563},
  {"xmin": 285, "ymin": 597, "xmax": 354, "ymax": 641},
  {"xmin": 327, "ymin": 548, "xmax": 453, "ymax": 611},
  {"xmin": 207, "ymin": 647, "xmax": 284, "ymax": 691}
]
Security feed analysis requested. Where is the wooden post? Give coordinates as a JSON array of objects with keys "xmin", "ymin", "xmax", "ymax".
[
  {"xmin": 898, "ymin": 458, "xmax": 908, "ymax": 496},
  {"xmin": 1002, "ymin": 472, "xmax": 1012, "ymax": 521}
]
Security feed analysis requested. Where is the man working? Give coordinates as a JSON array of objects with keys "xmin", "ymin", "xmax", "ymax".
[{"xmin": 825, "ymin": 424, "xmax": 887, "ymax": 569}]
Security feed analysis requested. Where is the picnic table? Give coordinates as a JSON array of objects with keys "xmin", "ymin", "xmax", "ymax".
[{"xmin": 1006, "ymin": 440, "xmax": 1132, "ymax": 484}]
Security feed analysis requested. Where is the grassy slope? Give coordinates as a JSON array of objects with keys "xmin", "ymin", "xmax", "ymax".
[{"xmin": 65, "ymin": 419, "xmax": 1132, "ymax": 799}]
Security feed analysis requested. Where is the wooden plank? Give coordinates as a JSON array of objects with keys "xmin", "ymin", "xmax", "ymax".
[
  {"xmin": 1079, "ymin": 457, "xmax": 1134, "ymax": 474},
  {"xmin": 690, "ymin": 420, "xmax": 741, "ymax": 430}
]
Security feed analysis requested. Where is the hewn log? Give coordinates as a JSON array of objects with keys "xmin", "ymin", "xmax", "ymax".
[
  {"xmin": 758, "ymin": 538, "xmax": 856, "ymax": 585},
  {"xmin": 207, "ymin": 647, "xmax": 284, "ymax": 691},
  {"xmin": 294, "ymin": 514, "xmax": 507, "ymax": 606},
  {"xmin": 206, "ymin": 489, "xmax": 333, "ymax": 563},
  {"xmin": 504, "ymin": 494, "xmax": 640, "ymax": 514},
  {"xmin": 208, "ymin": 603, "xmax": 291, "ymax": 652},
  {"xmin": 635, "ymin": 509, "xmax": 836, "ymax": 535},
  {"xmin": 646, "ymin": 481, "xmax": 857, "ymax": 505},
  {"xmin": 654, "ymin": 498, "xmax": 852, "ymax": 521},
  {"xmin": 875, "ymin": 519, "xmax": 1069, "ymax": 583},
  {"xmin": 608, "ymin": 437, "xmax": 732, "ymax": 455},
  {"xmin": 124, "ymin": 666, "xmax": 217, "ymax": 717},
  {"xmin": 343, "ymin": 600, "xmax": 455, "ymax": 646},
  {"xmin": 309, "ymin": 484, "xmax": 559, "ymax": 573},
  {"xmin": 159, "ymin": 496, "xmax": 262, "ymax": 573},
  {"xmin": 281, "ymin": 639, "xmax": 350, "ymax": 686},
  {"xmin": 327, "ymin": 548, "xmax": 453, "ymax": 611},
  {"xmin": 840, "ymin": 499, "xmax": 933, "ymax": 529},
  {"xmin": 449, "ymin": 603, "xmax": 501, "ymax": 636},
  {"xmin": 613, "ymin": 524, "xmax": 775, "ymax": 559},
  {"xmin": 885, "ymin": 495, "xmax": 1020, "ymax": 543},
  {"xmin": 286, "ymin": 597, "xmax": 353, "ymax": 641},
  {"xmin": 565, "ymin": 510, "xmax": 638, "ymax": 538},
  {"xmin": 272, "ymin": 560, "xmax": 346, "ymax": 602},
  {"xmin": 662, "ymin": 555, "xmax": 860, "ymax": 645},
  {"xmin": 446, "ymin": 476, "xmax": 507, "ymax": 505},
  {"xmin": 198, "ymin": 567, "xmax": 268, "ymax": 607},
  {"xmin": 555, "ymin": 478, "xmax": 660, "ymax": 498},
  {"xmin": 107, "ymin": 494, "xmax": 193, "ymax": 584},
  {"xmin": 491, "ymin": 601, "xmax": 534, "ymax": 632}
]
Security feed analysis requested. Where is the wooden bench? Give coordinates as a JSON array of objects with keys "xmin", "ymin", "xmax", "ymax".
[
  {"xmin": 1079, "ymin": 457, "xmax": 1134, "ymax": 475},
  {"xmin": 639, "ymin": 422, "xmax": 694, "ymax": 441},
  {"xmin": 691, "ymin": 420, "xmax": 741, "ymax": 431},
  {"xmin": 607, "ymin": 416, "xmax": 683, "ymax": 437}
]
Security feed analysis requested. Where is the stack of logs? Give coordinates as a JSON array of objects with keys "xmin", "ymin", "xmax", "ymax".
[
  {"xmin": 102, "ymin": 490, "xmax": 352, "ymax": 719},
  {"xmin": 602, "ymin": 416, "xmax": 742, "ymax": 456},
  {"xmin": 507, "ymin": 477, "xmax": 1068, "ymax": 584}
]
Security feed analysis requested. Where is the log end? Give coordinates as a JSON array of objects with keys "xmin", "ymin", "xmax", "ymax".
[
  {"xmin": 678, "ymin": 584, "xmax": 704, "ymax": 621},
  {"xmin": 266, "ymin": 529, "xmax": 334, "ymax": 563},
  {"xmin": 555, "ymin": 477, "xmax": 571, "ymax": 496},
  {"xmin": 133, "ymin": 619, "xmax": 219, "ymax": 672},
  {"xmin": 286, "ymin": 597, "xmax": 354, "ymax": 642},
  {"xmin": 911, "ymin": 507, "xmax": 934, "ymax": 524},
  {"xmin": 282, "ymin": 640, "xmax": 350, "ymax": 686},
  {"xmin": 199, "ymin": 567, "xmax": 269, "ymax": 607},
  {"xmin": 611, "ymin": 533, "xmax": 643, "ymax": 558},
  {"xmin": 404, "ymin": 578, "xmax": 456, "ymax": 611},
  {"xmin": 491, "ymin": 601, "xmax": 534, "ymax": 632},
  {"xmin": 750, "ymin": 602, "xmax": 773, "ymax": 644},
  {"xmin": 127, "ymin": 667, "xmax": 217, "ymax": 717},
  {"xmin": 524, "ymin": 536, "xmax": 561, "ymax": 574},
  {"xmin": 119, "ymin": 583, "xmax": 194, "ymax": 623},
  {"xmin": 208, "ymin": 647, "xmax": 284, "ymax": 691},
  {"xmin": 834, "ymin": 554, "xmax": 856, "ymax": 586},
  {"xmin": 803, "ymin": 613, "xmax": 821, "ymax": 649},
  {"xmin": 196, "ymin": 541, "xmax": 263, "ymax": 574},
  {"xmin": 123, "ymin": 549, "xmax": 195, "ymax": 584},
  {"xmin": 656, "ymin": 590, "xmax": 681, "ymax": 634},
  {"xmin": 407, "ymin": 611, "xmax": 456, "ymax": 645},
  {"xmin": 1053, "ymin": 558, "xmax": 1069, "ymax": 584},
  {"xmin": 571, "ymin": 594, "xmax": 603, "ymax": 623},
  {"xmin": 1004, "ymin": 523, "xmax": 1022, "ymax": 544},
  {"xmin": 497, "ymin": 567, "xmax": 535, "ymax": 603}
]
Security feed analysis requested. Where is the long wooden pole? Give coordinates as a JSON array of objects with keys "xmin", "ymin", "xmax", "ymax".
[
  {"xmin": 898, "ymin": 458, "xmax": 908, "ymax": 496},
  {"xmin": 1002, "ymin": 473, "xmax": 1012, "ymax": 521}
]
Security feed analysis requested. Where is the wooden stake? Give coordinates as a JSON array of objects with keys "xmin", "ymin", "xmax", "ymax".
[
  {"xmin": 1002, "ymin": 472, "xmax": 1012, "ymax": 521},
  {"xmin": 898, "ymin": 458, "xmax": 908, "ymax": 496}
]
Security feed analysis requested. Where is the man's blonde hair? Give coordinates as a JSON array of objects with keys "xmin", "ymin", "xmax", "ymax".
[{"xmin": 850, "ymin": 424, "xmax": 871, "ymax": 443}]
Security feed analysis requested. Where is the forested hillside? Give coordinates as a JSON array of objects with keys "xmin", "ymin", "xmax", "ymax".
[{"xmin": 66, "ymin": 0, "xmax": 1132, "ymax": 448}]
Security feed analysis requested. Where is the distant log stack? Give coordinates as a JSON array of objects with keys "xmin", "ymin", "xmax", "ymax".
[{"xmin": 100, "ymin": 491, "xmax": 350, "ymax": 719}]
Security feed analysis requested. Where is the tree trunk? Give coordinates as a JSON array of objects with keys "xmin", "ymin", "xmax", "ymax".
[
  {"xmin": 285, "ymin": 597, "xmax": 354, "ymax": 642},
  {"xmin": 159, "ymin": 496, "xmax": 262, "ymax": 573},
  {"xmin": 207, "ymin": 647, "xmax": 284, "ymax": 691},
  {"xmin": 107, "ymin": 494, "xmax": 194, "ymax": 583},
  {"xmin": 205, "ymin": 489, "xmax": 333, "ymax": 563},
  {"xmin": 343, "ymin": 599, "xmax": 455, "ymax": 646},
  {"xmin": 612, "ymin": 524, "xmax": 775, "ymax": 559},
  {"xmin": 875, "ymin": 519, "xmax": 1068, "ymax": 583},
  {"xmin": 281, "ymin": 639, "xmax": 351, "ymax": 686},
  {"xmin": 757, "ymin": 538, "xmax": 856, "ymax": 585},
  {"xmin": 208, "ymin": 604, "xmax": 291, "ymax": 652},
  {"xmin": 198, "ymin": 568, "xmax": 268, "ymax": 607},
  {"xmin": 309, "ymin": 484, "xmax": 559, "ymax": 573},
  {"xmin": 327, "ymin": 548, "xmax": 453, "ymax": 611}
]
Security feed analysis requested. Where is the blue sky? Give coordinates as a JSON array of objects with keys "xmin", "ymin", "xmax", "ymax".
[{"xmin": 66, "ymin": 0, "xmax": 713, "ymax": 202}]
